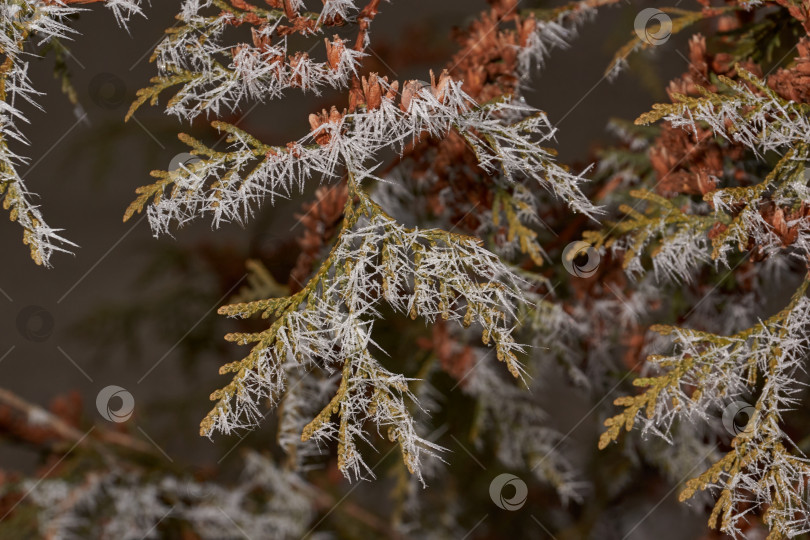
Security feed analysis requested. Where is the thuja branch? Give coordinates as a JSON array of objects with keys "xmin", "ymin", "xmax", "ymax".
[
  {"xmin": 124, "ymin": 75, "xmax": 600, "ymax": 235},
  {"xmin": 203, "ymin": 172, "xmax": 526, "ymax": 482},
  {"xmin": 591, "ymin": 64, "xmax": 810, "ymax": 284},
  {"xmin": 605, "ymin": 5, "xmax": 737, "ymax": 78},
  {"xmin": 0, "ymin": 386, "xmax": 155, "ymax": 457},
  {"xmin": 126, "ymin": 0, "xmax": 374, "ymax": 121},
  {"xmin": 0, "ymin": 0, "xmax": 143, "ymax": 266},
  {"xmin": 600, "ymin": 279, "xmax": 810, "ymax": 537},
  {"xmin": 0, "ymin": 4, "xmax": 75, "ymax": 266}
]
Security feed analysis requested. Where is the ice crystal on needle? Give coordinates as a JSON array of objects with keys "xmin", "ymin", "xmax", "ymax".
[
  {"xmin": 27, "ymin": 452, "xmax": 314, "ymax": 539},
  {"xmin": 118, "ymin": 0, "xmax": 607, "ymax": 490},
  {"xmin": 0, "ymin": 1, "xmax": 81, "ymax": 266},
  {"xmin": 601, "ymin": 283, "xmax": 810, "ymax": 537},
  {"xmin": 125, "ymin": 78, "xmax": 600, "ymax": 235},
  {"xmin": 202, "ymin": 179, "xmax": 526, "ymax": 482},
  {"xmin": 128, "ymin": 0, "xmax": 367, "ymax": 121},
  {"xmin": 11, "ymin": 0, "xmax": 810, "ymax": 538}
]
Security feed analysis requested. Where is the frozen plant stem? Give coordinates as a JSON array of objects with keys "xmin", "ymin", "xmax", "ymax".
[
  {"xmin": 205, "ymin": 171, "xmax": 527, "ymax": 483},
  {"xmin": 0, "ymin": 0, "xmax": 143, "ymax": 265}
]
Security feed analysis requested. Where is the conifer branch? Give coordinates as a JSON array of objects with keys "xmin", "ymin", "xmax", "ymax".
[
  {"xmin": 203, "ymin": 172, "xmax": 527, "ymax": 482},
  {"xmin": 601, "ymin": 279, "xmax": 810, "ymax": 537}
]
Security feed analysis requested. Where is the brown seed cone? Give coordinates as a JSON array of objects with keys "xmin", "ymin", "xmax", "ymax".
[{"xmin": 288, "ymin": 184, "xmax": 349, "ymax": 292}]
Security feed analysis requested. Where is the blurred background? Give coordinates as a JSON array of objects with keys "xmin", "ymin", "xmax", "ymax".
[{"xmin": 0, "ymin": 1, "xmax": 713, "ymax": 538}]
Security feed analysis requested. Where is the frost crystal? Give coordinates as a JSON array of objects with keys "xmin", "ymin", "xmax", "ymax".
[{"xmin": 0, "ymin": 0, "xmax": 145, "ymax": 266}]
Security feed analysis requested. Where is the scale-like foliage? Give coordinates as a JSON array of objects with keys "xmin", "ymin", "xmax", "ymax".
[
  {"xmin": 0, "ymin": 0, "xmax": 143, "ymax": 266},
  {"xmin": 15, "ymin": 0, "xmax": 810, "ymax": 538}
]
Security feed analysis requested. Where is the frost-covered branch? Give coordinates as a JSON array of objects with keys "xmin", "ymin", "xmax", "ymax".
[
  {"xmin": 601, "ymin": 280, "xmax": 810, "ymax": 537},
  {"xmin": 465, "ymin": 358, "xmax": 588, "ymax": 504},
  {"xmin": 127, "ymin": 0, "xmax": 374, "ymax": 121},
  {"xmin": 26, "ymin": 452, "xmax": 315, "ymax": 539},
  {"xmin": 585, "ymin": 189, "xmax": 716, "ymax": 282},
  {"xmin": 603, "ymin": 66, "xmax": 810, "ymax": 282},
  {"xmin": 638, "ymin": 66, "xmax": 810, "ymax": 156},
  {"xmin": 0, "ymin": 0, "xmax": 145, "ymax": 266},
  {"xmin": 125, "ymin": 75, "xmax": 600, "ymax": 234},
  {"xmin": 202, "ymin": 176, "xmax": 526, "ymax": 483}
]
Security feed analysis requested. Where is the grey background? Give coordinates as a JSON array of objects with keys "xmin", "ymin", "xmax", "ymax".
[{"xmin": 0, "ymin": 1, "xmax": 703, "ymax": 538}]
